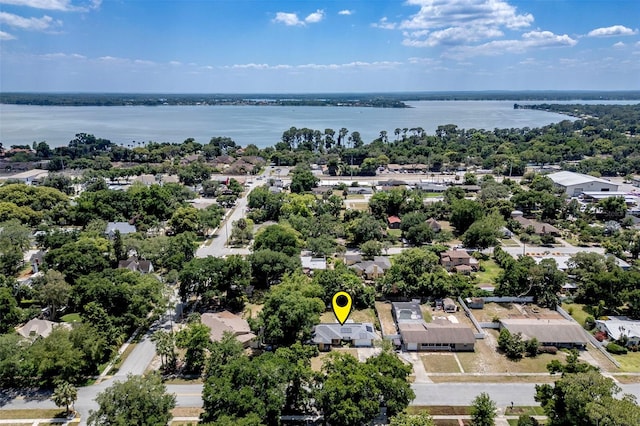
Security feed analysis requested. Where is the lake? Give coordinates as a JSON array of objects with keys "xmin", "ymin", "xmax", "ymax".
[{"xmin": 0, "ymin": 100, "xmax": 633, "ymax": 149}]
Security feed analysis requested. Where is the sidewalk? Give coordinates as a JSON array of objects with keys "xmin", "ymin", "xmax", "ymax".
[{"xmin": 0, "ymin": 418, "xmax": 79, "ymax": 425}]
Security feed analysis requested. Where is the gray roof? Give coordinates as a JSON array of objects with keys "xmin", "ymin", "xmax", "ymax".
[
  {"xmin": 398, "ymin": 322, "xmax": 475, "ymax": 345},
  {"xmin": 300, "ymin": 256, "xmax": 327, "ymax": 270},
  {"xmin": 105, "ymin": 221, "xmax": 136, "ymax": 235},
  {"xmin": 548, "ymin": 171, "xmax": 618, "ymax": 188},
  {"xmin": 312, "ymin": 322, "xmax": 378, "ymax": 344},
  {"xmin": 500, "ymin": 318, "xmax": 587, "ymax": 345}
]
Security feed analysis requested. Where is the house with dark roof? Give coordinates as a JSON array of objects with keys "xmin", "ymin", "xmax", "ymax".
[
  {"xmin": 312, "ymin": 322, "xmax": 379, "ymax": 351},
  {"xmin": 118, "ymin": 256, "xmax": 154, "ymax": 274}
]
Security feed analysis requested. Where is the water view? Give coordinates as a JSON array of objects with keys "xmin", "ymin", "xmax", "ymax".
[{"xmin": 1, "ymin": 101, "xmax": 579, "ymax": 149}]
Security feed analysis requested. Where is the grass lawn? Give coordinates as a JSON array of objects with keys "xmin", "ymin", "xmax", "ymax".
[
  {"xmin": 319, "ymin": 308, "xmax": 377, "ymax": 325},
  {"xmin": 60, "ymin": 312, "xmax": 81, "ymax": 323},
  {"xmin": 388, "ymin": 228, "xmax": 402, "ymax": 238},
  {"xmin": 612, "ymin": 351, "xmax": 640, "ymax": 372},
  {"xmin": 346, "ymin": 194, "xmax": 365, "ymax": 200},
  {"xmin": 500, "ymin": 238, "xmax": 522, "ymax": 247},
  {"xmin": 420, "ymin": 304, "xmax": 433, "ymax": 322},
  {"xmin": 171, "ymin": 407, "xmax": 203, "ymax": 418},
  {"xmin": 407, "ymin": 406, "xmax": 471, "ymax": 415},
  {"xmin": 0, "ymin": 409, "xmax": 67, "ymax": 420},
  {"xmin": 421, "ymin": 353, "xmax": 462, "ymax": 373},
  {"xmin": 164, "ymin": 377, "xmax": 204, "ymax": 385},
  {"xmin": 561, "ymin": 302, "xmax": 590, "ymax": 327},
  {"xmin": 474, "ymin": 259, "xmax": 502, "ymax": 285}
]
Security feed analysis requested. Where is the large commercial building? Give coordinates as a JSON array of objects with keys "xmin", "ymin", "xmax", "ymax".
[{"xmin": 548, "ymin": 171, "xmax": 619, "ymax": 196}]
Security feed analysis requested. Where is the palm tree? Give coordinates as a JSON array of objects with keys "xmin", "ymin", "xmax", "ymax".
[{"xmin": 52, "ymin": 381, "xmax": 77, "ymax": 417}]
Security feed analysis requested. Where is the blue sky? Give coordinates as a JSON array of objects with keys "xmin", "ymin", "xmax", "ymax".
[{"xmin": 0, "ymin": 0, "xmax": 638, "ymax": 92}]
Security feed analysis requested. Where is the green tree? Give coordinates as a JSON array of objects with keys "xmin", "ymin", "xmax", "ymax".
[
  {"xmin": 38, "ymin": 270, "xmax": 72, "ymax": 321},
  {"xmin": 290, "ymin": 165, "xmax": 319, "ymax": 193},
  {"xmin": 151, "ymin": 330, "xmax": 176, "ymax": 371},
  {"xmin": 88, "ymin": 373, "xmax": 176, "ymax": 426},
  {"xmin": 253, "ymin": 224, "xmax": 302, "ymax": 257},
  {"xmin": 360, "ymin": 240, "xmax": 382, "ymax": 259},
  {"xmin": 169, "ymin": 206, "xmax": 201, "ymax": 234},
  {"xmin": 471, "ymin": 392, "xmax": 497, "ymax": 426},
  {"xmin": 0, "ymin": 287, "xmax": 20, "ymax": 333},
  {"xmin": 176, "ymin": 320, "xmax": 211, "ymax": 374},
  {"xmin": 317, "ymin": 352, "xmax": 381, "ymax": 426},
  {"xmin": 366, "ymin": 349, "xmax": 415, "ymax": 417},
  {"xmin": 389, "ymin": 413, "xmax": 435, "ymax": 426},
  {"xmin": 257, "ymin": 273, "xmax": 324, "ymax": 346},
  {"xmin": 450, "ymin": 199, "xmax": 484, "ymax": 234},
  {"xmin": 52, "ymin": 381, "xmax": 77, "ymax": 417},
  {"xmin": 249, "ymin": 249, "xmax": 301, "ymax": 288},
  {"xmin": 462, "ymin": 212, "xmax": 505, "ymax": 249},
  {"xmin": 498, "ymin": 328, "xmax": 525, "ymax": 359}
]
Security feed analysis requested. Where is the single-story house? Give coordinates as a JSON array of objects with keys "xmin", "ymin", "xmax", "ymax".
[
  {"xmin": 347, "ymin": 186, "xmax": 374, "ymax": 195},
  {"xmin": 201, "ymin": 311, "xmax": 257, "ymax": 348},
  {"xmin": 300, "ymin": 256, "xmax": 327, "ymax": 274},
  {"xmin": 440, "ymin": 249, "xmax": 478, "ymax": 272},
  {"xmin": 312, "ymin": 322, "xmax": 379, "ymax": 351},
  {"xmin": 398, "ymin": 321, "xmax": 475, "ymax": 352},
  {"xmin": 465, "ymin": 297, "xmax": 485, "ymax": 309},
  {"xmin": 350, "ymin": 256, "xmax": 392, "ymax": 280},
  {"xmin": 595, "ymin": 316, "xmax": 640, "ymax": 347},
  {"xmin": 118, "ymin": 256, "xmax": 154, "ymax": 274},
  {"xmin": 105, "ymin": 221, "xmax": 136, "ymax": 238},
  {"xmin": 392, "ymin": 301, "xmax": 423, "ymax": 323},
  {"xmin": 499, "ymin": 318, "xmax": 587, "ymax": 349},
  {"xmin": 17, "ymin": 319, "xmax": 70, "ymax": 340},
  {"xmin": 512, "ymin": 216, "xmax": 561, "ymax": 236},
  {"xmin": 548, "ymin": 171, "xmax": 619, "ymax": 196},
  {"xmin": 388, "ymin": 216, "xmax": 401, "ymax": 229}
]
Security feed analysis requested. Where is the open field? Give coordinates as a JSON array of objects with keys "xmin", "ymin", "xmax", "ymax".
[
  {"xmin": 60, "ymin": 312, "xmax": 81, "ymax": 323},
  {"xmin": 474, "ymin": 259, "xmax": 502, "ymax": 285},
  {"xmin": 375, "ymin": 301, "xmax": 398, "ymax": 336},
  {"xmin": 422, "ymin": 353, "xmax": 462, "ymax": 373},
  {"xmin": 455, "ymin": 330, "xmax": 567, "ymax": 374},
  {"xmin": 319, "ymin": 308, "xmax": 378, "ymax": 325}
]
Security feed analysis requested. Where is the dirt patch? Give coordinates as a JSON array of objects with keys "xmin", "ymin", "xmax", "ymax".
[
  {"xmin": 171, "ymin": 407, "xmax": 203, "ymax": 417},
  {"xmin": 375, "ymin": 301, "xmax": 398, "ymax": 336},
  {"xmin": 430, "ymin": 375, "xmax": 556, "ymax": 383},
  {"xmin": 310, "ymin": 348, "xmax": 360, "ymax": 372},
  {"xmin": 472, "ymin": 302, "xmax": 562, "ymax": 322}
]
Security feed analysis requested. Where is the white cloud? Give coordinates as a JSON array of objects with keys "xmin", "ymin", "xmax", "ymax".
[
  {"xmin": 225, "ymin": 61, "xmax": 402, "ymax": 71},
  {"xmin": 169, "ymin": 60, "xmax": 182, "ymax": 66},
  {"xmin": 134, "ymin": 59, "xmax": 155, "ymax": 65},
  {"xmin": 613, "ymin": 42, "xmax": 626, "ymax": 49},
  {"xmin": 305, "ymin": 9, "xmax": 324, "ymax": 23},
  {"xmin": 0, "ymin": 0, "xmax": 101, "ymax": 11},
  {"xmin": 273, "ymin": 12, "xmax": 303, "ymax": 26},
  {"xmin": 379, "ymin": 0, "xmax": 534, "ymax": 47},
  {"xmin": 588, "ymin": 25, "xmax": 638, "ymax": 37},
  {"xmin": 273, "ymin": 9, "xmax": 325, "ymax": 26},
  {"xmin": 372, "ymin": 17, "xmax": 396, "ymax": 30},
  {"xmin": 40, "ymin": 52, "xmax": 85, "ymax": 59},
  {"xmin": 0, "ymin": 11, "xmax": 57, "ymax": 30},
  {"xmin": 338, "ymin": 10, "xmax": 353, "ymax": 16},
  {"xmin": 446, "ymin": 30, "xmax": 577, "ymax": 58},
  {"xmin": 0, "ymin": 30, "xmax": 16, "ymax": 40}
]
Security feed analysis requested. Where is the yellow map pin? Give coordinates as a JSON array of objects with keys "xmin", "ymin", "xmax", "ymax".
[{"xmin": 332, "ymin": 291, "xmax": 353, "ymax": 325}]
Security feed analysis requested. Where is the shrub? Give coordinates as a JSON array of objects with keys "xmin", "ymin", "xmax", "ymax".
[
  {"xmin": 538, "ymin": 346, "xmax": 558, "ymax": 355},
  {"xmin": 594, "ymin": 331, "xmax": 607, "ymax": 342},
  {"xmin": 606, "ymin": 342, "xmax": 628, "ymax": 355},
  {"xmin": 584, "ymin": 316, "xmax": 595, "ymax": 330}
]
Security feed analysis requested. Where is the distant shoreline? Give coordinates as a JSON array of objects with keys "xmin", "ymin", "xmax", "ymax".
[{"xmin": 1, "ymin": 91, "xmax": 639, "ymax": 107}]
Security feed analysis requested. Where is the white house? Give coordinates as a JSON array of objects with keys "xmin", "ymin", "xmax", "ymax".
[
  {"xmin": 548, "ymin": 171, "xmax": 619, "ymax": 197},
  {"xmin": 595, "ymin": 316, "xmax": 640, "ymax": 346}
]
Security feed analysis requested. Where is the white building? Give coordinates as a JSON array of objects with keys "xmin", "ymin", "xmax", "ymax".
[
  {"xmin": 548, "ymin": 171, "xmax": 619, "ymax": 197},
  {"xmin": 595, "ymin": 316, "xmax": 640, "ymax": 346}
]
